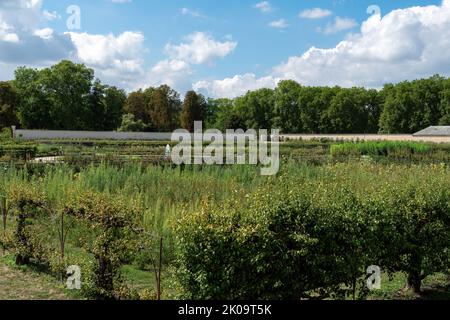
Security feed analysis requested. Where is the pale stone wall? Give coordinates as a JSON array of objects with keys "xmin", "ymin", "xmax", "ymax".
[
  {"xmin": 281, "ymin": 134, "xmax": 450, "ymax": 143},
  {"xmin": 12, "ymin": 128, "xmax": 450, "ymax": 143},
  {"xmin": 14, "ymin": 129, "xmax": 174, "ymax": 141}
]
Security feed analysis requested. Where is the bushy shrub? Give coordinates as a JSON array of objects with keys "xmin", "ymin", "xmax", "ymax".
[
  {"xmin": 175, "ymin": 164, "xmax": 450, "ymax": 299},
  {"xmin": 63, "ymin": 192, "xmax": 140, "ymax": 299},
  {"xmin": 376, "ymin": 179, "xmax": 450, "ymax": 292}
]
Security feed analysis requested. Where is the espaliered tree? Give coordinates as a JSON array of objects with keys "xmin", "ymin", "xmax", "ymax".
[
  {"xmin": 64, "ymin": 192, "xmax": 140, "ymax": 300},
  {"xmin": 180, "ymin": 90, "xmax": 206, "ymax": 132},
  {"xmin": 8, "ymin": 184, "xmax": 46, "ymax": 265},
  {"xmin": 1, "ymin": 192, "xmax": 8, "ymax": 255}
]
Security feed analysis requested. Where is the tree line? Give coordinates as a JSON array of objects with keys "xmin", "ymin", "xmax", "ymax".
[{"xmin": 1, "ymin": 60, "xmax": 450, "ymax": 133}]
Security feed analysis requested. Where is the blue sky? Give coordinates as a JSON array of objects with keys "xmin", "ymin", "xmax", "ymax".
[{"xmin": 0, "ymin": 0, "xmax": 449, "ymax": 97}]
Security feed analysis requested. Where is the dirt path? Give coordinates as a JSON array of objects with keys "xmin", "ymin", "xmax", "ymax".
[{"xmin": 0, "ymin": 263, "xmax": 71, "ymax": 300}]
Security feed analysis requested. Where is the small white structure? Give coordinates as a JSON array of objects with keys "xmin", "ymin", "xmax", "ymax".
[{"xmin": 164, "ymin": 144, "xmax": 171, "ymax": 160}]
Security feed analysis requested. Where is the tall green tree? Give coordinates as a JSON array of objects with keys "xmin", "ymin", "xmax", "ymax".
[
  {"xmin": 205, "ymin": 98, "xmax": 235, "ymax": 130},
  {"xmin": 103, "ymin": 86, "xmax": 126, "ymax": 131},
  {"xmin": 85, "ymin": 80, "xmax": 107, "ymax": 130},
  {"xmin": 148, "ymin": 85, "xmax": 181, "ymax": 131},
  {"xmin": 323, "ymin": 88, "xmax": 369, "ymax": 133},
  {"xmin": 14, "ymin": 61, "xmax": 102, "ymax": 130},
  {"xmin": 298, "ymin": 87, "xmax": 323, "ymax": 134},
  {"xmin": 14, "ymin": 61, "xmax": 124, "ymax": 131},
  {"xmin": 181, "ymin": 91, "xmax": 206, "ymax": 132},
  {"xmin": 439, "ymin": 78, "xmax": 450, "ymax": 125},
  {"xmin": 40, "ymin": 60, "xmax": 95, "ymax": 130},
  {"xmin": 379, "ymin": 82, "xmax": 415, "ymax": 133},
  {"xmin": 314, "ymin": 87, "xmax": 340, "ymax": 133},
  {"xmin": 13, "ymin": 67, "xmax": 53, "ymax": 129},
  {"xmin": 379, "ymin": 76, "xmax": 444, "ymax": 133},
  {"xmin": 124, "ymin": 90, "xmax": 150, "ymax": 125},
  {"xmin": 0, "ymin": 81, "xmax": 19, "ymax": 129},
  {"xmin": 365, "ymin": 89, "xmax": 384, "ymax": 133},
  {"xmin": 273, "ymin": 80, "xmax": 302, "ymax": 133},
  {"xmin": 234, "ymin": 88, "xmax": 275, "ymax": 130}
]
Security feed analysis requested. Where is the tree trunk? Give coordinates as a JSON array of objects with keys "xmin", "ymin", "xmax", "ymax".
[
  {"xmin": 407, "ymin": 253, "xmax": 423, "ymax": 294},
  {"xmin": 407, "ymin": 272, "xmax": 422, "ymax": 294}
]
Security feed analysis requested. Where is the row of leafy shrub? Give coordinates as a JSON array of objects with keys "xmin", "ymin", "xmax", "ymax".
[
  {"xmin": 0, "ymin": 184, "xmax": 156, "ymax": 300},
  {"xmin": 0, "ymin": 145, "xmax": 37, "ymax": 160},
  {"xmin": 175, "ymin": 163, "xmax": 450, "ymax": 299}
]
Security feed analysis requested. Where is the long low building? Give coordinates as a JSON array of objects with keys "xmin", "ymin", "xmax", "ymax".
[
  {"xmin": 12, "ymin": 128, "xmax": 174, "ymax": 141},
  {"xmin": 10, "ymin": 127, "xmax": 450, "ymax": 143}
]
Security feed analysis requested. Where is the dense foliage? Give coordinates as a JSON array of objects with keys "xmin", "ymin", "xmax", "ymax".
[
  {"xmin": 175, "ymin": 163, "xmax": 450, "ymax": 299},
  {"xmin": 0, "ymin": 158, "xmax": 449, "ymax": 299},
  {"xmin": 12, "ymin": 61, "xmax": 126, "ymax": 131},
  {"xmin": 63, "ymin": 192, "xmax": 140, "ymax": 299},
  {"xmin": 2, "ymin": 60, "xmax": 450, "ymax": 134},
  {"xmin": 124, "ymin": 85, "xmax": 182, "ymax": 132},
  {"xmin": 181, "ymin": 91, "xmax": 206, "ymax": 132},
  {"xmin": 0, "ymin": 82, "xmax": 19, "ymax": 129}
]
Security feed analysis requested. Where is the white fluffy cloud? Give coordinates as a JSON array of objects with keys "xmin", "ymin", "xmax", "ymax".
[
  {"xmin": 194, "ymin": 74, "xmax": 279, "ymax": 98},
  {"xmin": 0, "ymin": 0, "xmax": 74, "ymax": 69},
  {"xmin": 0, "ymin": 21, "xmax": 19, "ymax": 43},
  {"xmin": 67, "ymin": 31, "xmax": 145, "ymax": 73},
  {"xmin": 0, "ymin": 0, "xmax": 147, "ymax": 89},
  {"xmin": 43, "ymin": 10, "xmax": 60, "ymax": 21},
  {"xmin": 137, "ymin": 32, "xmax": 237, "ymax": 92},
  {"xmin": 0, "ymin": 0, "xmax": 236, "ymax": 93},
  {"xmin": 319, "ymin": 17, "xmax": 358, "ymax": 34},
  {"xmin": 269, "ymin": 19, "xmax": 289, "ymax": 29},
  {"xmin": 165, "ymin": 32, "xmax": 237, "ymax": 65},
  {"xmin": 0, "ymin": 0, "xmax": 44, "ymax": 31},
  {"xmin": 180, "ymin": 8, "xmax": 205, "ymax": 18},
  {"xmin": 254, "ymin": 1, "xmax": 272, "ymax": 13},
  {"xmin": 66, "ymin": 31, "xmax": 146, "ymax": 88},
  {"xmin": 33, "ymin": 27, "xmax": 53, "ymax": 40},
  {"xmin": 143, "ymin": 59, "xmax": 192, "ymax": 91},
  {"xmin": 196, "ymin": 0, "xmax": 450, "ymax": 98},
  {"xmin": 299, "ymin": 8, "xmax": 332, "ymax": 19},
  {"xmin": 0, "ymin": 0, "xmax": 42, "ymax": 43}
]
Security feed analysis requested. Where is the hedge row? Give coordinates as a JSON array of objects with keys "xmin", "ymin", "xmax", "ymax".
[
  {"xmin": 0, "ymin": 145, "xmax": 37, "ymax": 159},
  {"xmin": 175, "ymin": 164, "xmax": 450, "ymax": 299}
]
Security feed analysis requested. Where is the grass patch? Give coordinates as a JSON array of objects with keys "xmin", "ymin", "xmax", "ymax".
[{"xmin": 330, "ymin": 141, "xmax": 433, "ymax": 157}]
